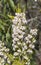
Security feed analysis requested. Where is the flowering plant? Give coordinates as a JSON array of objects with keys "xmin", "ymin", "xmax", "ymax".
[
  {"xmin": 0, "ymin": 0, "xmax": 41, "ymax": 65},
  {"xmin": 0, "ymin": 41, "xmax": 11, "ymax": 65},
  {"xmin": 12, "ymin": 13, "xmax": 38, "ymax": 65}
]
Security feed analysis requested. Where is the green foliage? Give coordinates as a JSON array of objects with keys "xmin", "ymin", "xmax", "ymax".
[
  {"xmin": 7, "ymin": 0, "xmax": 16, "ymax": 12},
  {"xmin": 30, "ymin": 58, "xmax": 37, "ymax": 65},
  {"xmin": 0, "ymin": 15, "xmax": 12, "ymax": 50},
  {"xmin": 12, "ymin": 60, "xmax": 25, "ymax": 65},
  {"xmin": 6, "ymin": 63, "xmax": 9, "ymax": 65},
  {"xmin": 7, "ymin": 53, "xmax": 14, "ymax": 62}
]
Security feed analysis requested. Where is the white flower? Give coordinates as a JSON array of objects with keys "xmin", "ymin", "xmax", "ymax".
[
  {"xmin": 0, "ymin": 52, "xmax": 4, "ymax": 56},
  {"xmin": 25, "ymin": 36, "xmax": 28, "ymax": 40},
  {"xmin": 17, "ymin": 49, "xmax": 21, "ymax": 53},
  {"xmin": 5, "ymin": 49, "xmax": 9, "ymax": 52},
  {"xmin": 12, "ymin": 43, "xmax": 15, "ymax": 46},
  {"xmin": 13, "ymin": 27, "xmax": 17, "ymax": 33},
  {"xmin": 23, "ymin": 45, "xmax": 27, "ymax": 50},
  {"xmin": 14, "ymin": 52, "xmax": 19, "ymax": 56},
  {"xmin": 30, "ymin": 29, "xmax": 38, "ymax": 35},
  {"xmin": 22, "ymin": 51, "xmax": 26, "ymax": 55},
  {"xmin": 12, "ymin": 20, "xmax": 17, "ymax": 25},
  {"xmin": 22, "ymin": 19, "xmax": 27, "ymax": 24},
  {"xmin": 14, "ymin": 37, "xmax": 19, "ymax": 41},
  {"xmin": 14, "ymin": 45, "xmax": 18, "ymax": 48},
  {"xmin": 27, "ymin": 49, "xmax": 33, "ymax": 54},
  {"xmin": 20, "ymin": 26, "xmax": 26, "ymax": 30},
  {"xmin": 17, "ymin": 29, "xmax": 23, "ymax": 34},
  {"xmin": 26, "ymin": 40, "xmax": 31, "ymax": 44},
  {"xmin": 26, "ymin": 61, "xmax": 30, "ymax": 65},
  {"xmin": 27, "ymin": 34, "xmax": 32, "ymax": 39},
  {"xmin": 23, "ymin": 55, "xmax": 28, "ymax": 60},
  {"xmin": 17, "ymin": 42, "xmax": 21, "ymax": 45},
  {"xmin": 15, "ymin": 13, "xmax": 21, "ymax": 16},
  {"xmin": 18, "ymin": 35, "xmax": 23, "ymax": 39},
  {"xmin": 12, "ymin": 25, "xmax": 14, "ymax": 28},
  {"xmin": 22, "ymin": 47, "xmax": 25, "ymax": 51},
  {"xmin": 21, "ymin": 32, "xmax": 25, "ymax": 35},
  {"xmin": 29, "ymin": 44, "xmax": 35, "ymax": 49},
  {"xmin": 13, "ymin": 47, "xmax": 16, "ymax": 51},
  {"xmin": 12, "ymin": 39, "xmax": 16, "ymax": 44},
  {"xmin": 4, "ymin": 55, "xmax": 7, "ymax": 59},
  {"xmin": 18, "ymin": 19, "xmax": 21, "ymax": 23},
  {"xmin": 7, "ymin": 58, "xmax": 10, "ymax": 64},
  {"xmin": 12, "ymin": 17, "xmax": 18, "ymax": 24}
]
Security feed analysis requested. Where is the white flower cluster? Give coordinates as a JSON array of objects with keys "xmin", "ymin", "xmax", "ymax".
[
  {"xmin": 0, "ymin": 40, "xmax": 11, "ymax": 65},
  {"xmin": 12, "ymin": 13, "xmax": 38, "ymax": 65}
]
